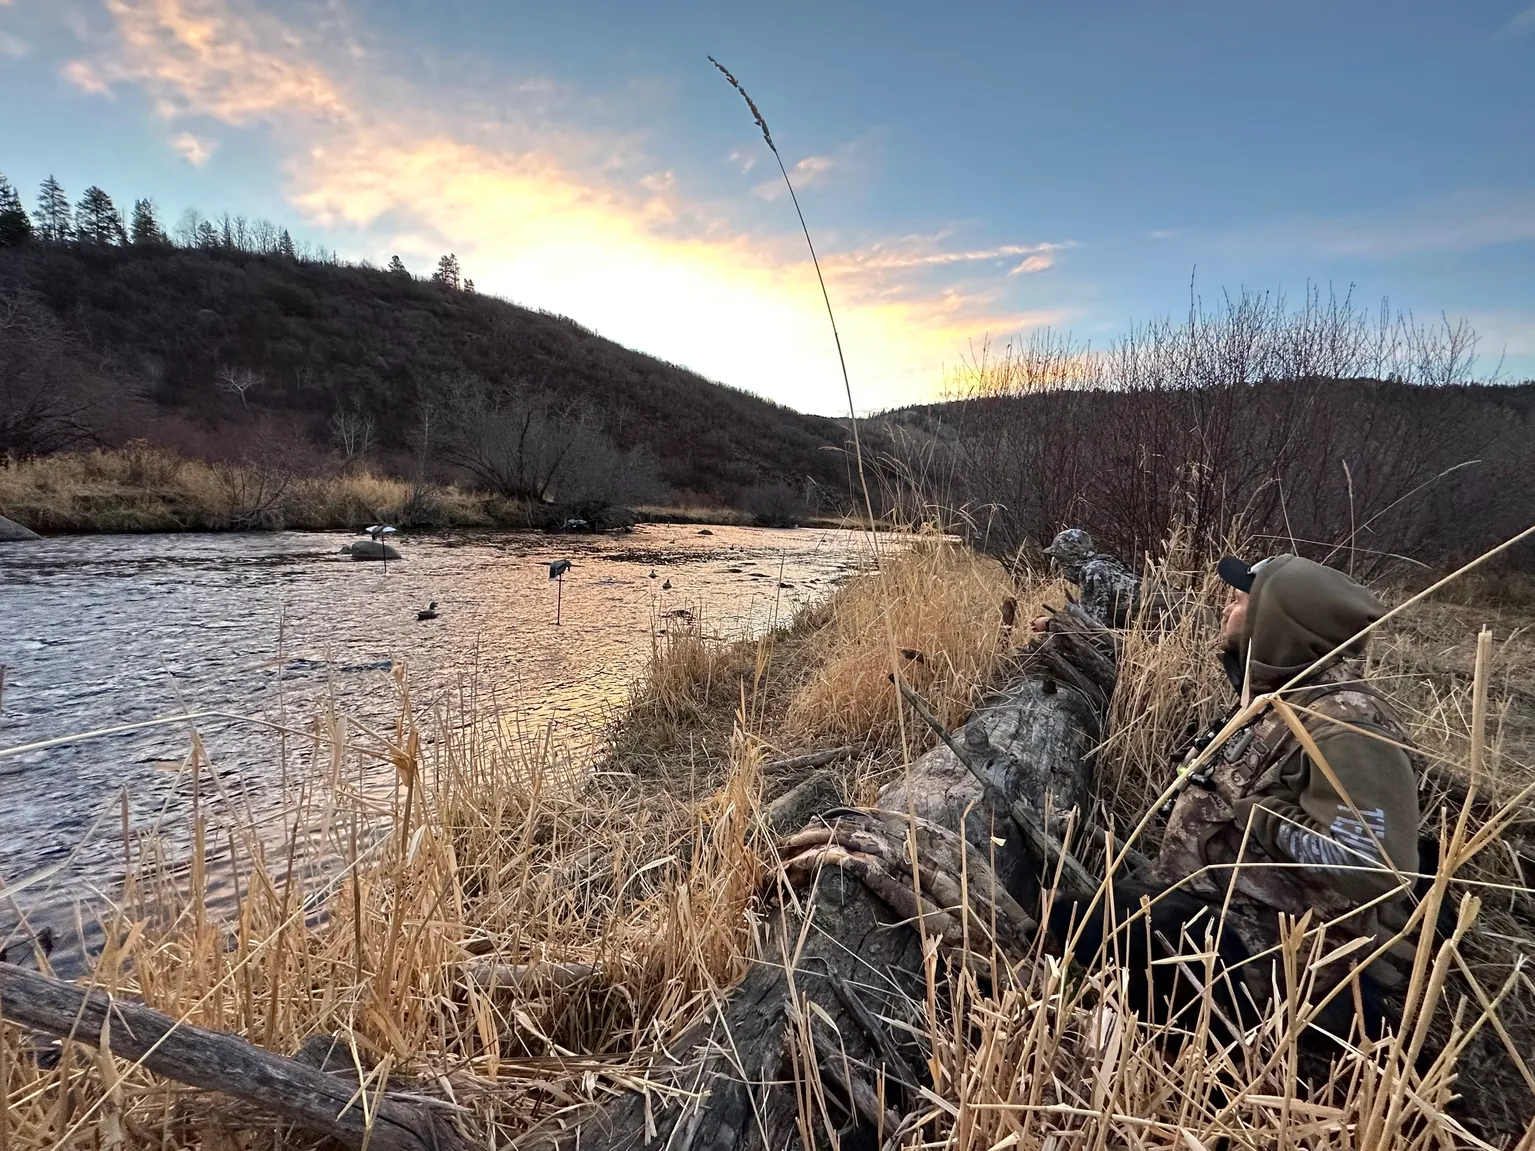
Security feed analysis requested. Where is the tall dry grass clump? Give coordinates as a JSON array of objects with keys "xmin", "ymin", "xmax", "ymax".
[
  {"xmin": 785, "ymin": 536, "xmax": 1054, "ymax": 749},
  {"xmin": 0, "ymin": 677, "xmax": 770, "ymax": 1147},
  {"xmin": 0, "ymin": 444, "xmax": 501, "ymax": 533},
  {"xmin": 1094, "ymin": 534, "xmax": 1236, "ymax": 839}
]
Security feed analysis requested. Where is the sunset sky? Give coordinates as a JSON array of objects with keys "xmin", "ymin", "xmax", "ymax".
[{"xmin": 2, "ymin": 0, "xmax": 1533, "ymax": 413}]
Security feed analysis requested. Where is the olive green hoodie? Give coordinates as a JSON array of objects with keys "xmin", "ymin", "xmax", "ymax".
[{"xmin": 1231, "ymin": 555, "xmax": 1419, "ymax": 905}]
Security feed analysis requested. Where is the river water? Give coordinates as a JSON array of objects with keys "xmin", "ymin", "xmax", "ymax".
[{"xmin": 0, "ymin": 524, "xmax": 869, "ymax": 954}]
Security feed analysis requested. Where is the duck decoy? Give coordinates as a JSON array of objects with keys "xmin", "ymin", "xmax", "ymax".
[{"xmin": 417, "ymin": 601, "xmax": 439, "ymax": 621}]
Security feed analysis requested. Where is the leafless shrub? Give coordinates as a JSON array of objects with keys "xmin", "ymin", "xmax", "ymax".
[
  {"xmin": 429, "ymin": 372, "xmax": 664, "ymax": 507},
  {"xmin": 0, "ymin": 288, "xmax": 130, "ymax": 456},
  {"xmin": 888, "ymin": 286, "xmax": 1530, "ymax": 571}
]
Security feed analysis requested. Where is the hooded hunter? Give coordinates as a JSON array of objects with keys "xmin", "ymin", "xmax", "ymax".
[{"xmin": 1151, "ymin": 553, "xmax": 1421, "ymax": 990}]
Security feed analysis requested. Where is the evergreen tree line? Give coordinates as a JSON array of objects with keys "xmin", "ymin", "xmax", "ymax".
[{"xmin": 0, "ymin": 170, "xmax": 470, "ymax": 289}]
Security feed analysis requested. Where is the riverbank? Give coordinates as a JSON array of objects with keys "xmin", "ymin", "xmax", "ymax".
[
  {"xmin": 0, "ymin": 446, "xmax": 857, "ymax": 535},
  {"xmin": 2, "ymin": 538, "xmax": 1532, "ymax": 1146}
]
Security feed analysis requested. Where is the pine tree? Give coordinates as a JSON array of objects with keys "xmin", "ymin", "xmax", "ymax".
[
  {"xmin": 388, "ymin": 254, "xmax": 409, "ymax": 276},
  {"xmin": 194, "ymin": 219, "xmax": 219, "ymax": 248},
  {"xmin": 76, "ymin": 186, "xmax": 127, "ymax": 244},
  {"xmin": 129, "ymin": 198, "xmax": 166, "ymax": 245},
  {"xmin": 278, "ymin": 229, "xmax": 296, "ymax": 259},
  {"xmin": 33, "ymin": 176, "xmax": 72, "ymax": 242},
  {"xmin": 463, "ymin": 278, "xmax": 475, "ymax": 294},
  {"xmin": 432, "ymin": 253, "xmax": 461, "ymax": 289},
  {"xmin": 0, "ymin": 173, "xmax": 32, "ymax": 246}
]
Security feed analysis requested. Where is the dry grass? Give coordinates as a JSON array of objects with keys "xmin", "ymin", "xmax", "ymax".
[
  {"xmin": 609, "ymin": 536, "xmax": 1057, "ymax": 802},
  {"xmin": 0, "ymin": 444, "xmax": 504, "ymax": 533},
  {"xmin": 784, "ymin": 536, "xmax": 1052, "ymax": 748},
  {"xmin": 4, "ymin": 535, "xmax": 1534, "ymax": 1148},
  {"xmin": 2, "ymin": 681, "xmax": 768, "ymax": 1146}
]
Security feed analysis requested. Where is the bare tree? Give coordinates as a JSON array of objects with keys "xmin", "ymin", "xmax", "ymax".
[
  {"xmin": 330, "ymin": 402, "xmax": 376, "ymax": 462},
  {"xmin": 216, "ymin": 366, "xmax": 262, "ymax": 407},
  {"xmin": 431, "ymin": 372, "xmax": 647, "ymax": 502}
]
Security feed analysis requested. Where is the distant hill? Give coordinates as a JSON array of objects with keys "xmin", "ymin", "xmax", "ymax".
[
  {"xmin": 871, "ymin": 378, "xmax": 1535, "ymax": 571},
  {"xmin": 0, "ymin": 242, "xmax": 854, "ymax": 510}
]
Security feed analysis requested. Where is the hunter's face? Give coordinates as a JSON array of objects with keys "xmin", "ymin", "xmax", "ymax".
[{"xmin": 1222, "ymin": 590, "xmax": 1249, "ymax": 649}]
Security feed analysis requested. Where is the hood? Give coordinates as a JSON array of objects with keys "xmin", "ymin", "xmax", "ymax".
[{"xmin": 1239, "ymin": 554, "xmax": 1385, "ymax": 689}]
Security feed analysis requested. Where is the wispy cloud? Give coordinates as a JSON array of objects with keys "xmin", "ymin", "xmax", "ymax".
[
  {"xmin": 1498, "ymin": 4, "xmax": 1535, "ymax": 38},
  {"xmin": 832, "ymin": 237, "xmax": 1070, "ymax": 273},
  {"xmin": 1208, "ymin": 189, "xmax": 1535, "ymax": 262},
  {"xmin": 170, "ymin": 130, "xmax": 214, "ymax": 165},
  {"xmin": 0, "ymin": 29, "xmax": 31, "ymax": 56},
  {"xmin": 1301, "ymin": 190, "xmax": 1535, "ymax": 258},
  {"xmin": 752, "ymin": 154, "xmax": 835, "ymax": 201},
  {"xmin": 59, "ymin": 0, "xmax": 1061, "ymax": 411}
]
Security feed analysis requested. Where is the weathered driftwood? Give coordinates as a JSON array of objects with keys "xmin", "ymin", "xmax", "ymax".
[
  {"xmin": 763, "ymin": 769, "xmax": 843, "ymax": 834},
  {"xmin": 533, "ymin": 611, "xmax": 1114, "ymax": 1149},
  {"xmin": 763, "ymin": 745, "xmax": 856, "ymax": 774},
  {"xmin": 0, "ymin": 963, "xmax": 468, "ymax": 1151}
]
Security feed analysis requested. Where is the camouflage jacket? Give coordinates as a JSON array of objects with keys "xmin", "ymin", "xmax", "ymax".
[
  {"xmin": 1063, "ymin": 554, "xmax": 1140, "ymax": 629},
  {"xmin": 1151, "ymin": 667, "xmax": 1421, "ymax": 984}
]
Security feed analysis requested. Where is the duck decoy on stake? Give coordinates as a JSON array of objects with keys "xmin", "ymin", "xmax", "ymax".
[
  {"xmin": 341, "ymin": 524, "xmax": 400, "ymax": 567},
  {"xmin": 549, "ymin": 559, "xmax": 572, "ymax": 625},
  {"xmin": 661, "ymin": 579, "xmax": 672, "ymax": 590},
  {"xmin": 417, "ymin": 601, "xmax": 439, "ymax": 621}
]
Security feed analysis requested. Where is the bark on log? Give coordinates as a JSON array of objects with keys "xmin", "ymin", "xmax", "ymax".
[
  {"xmin": 0, "ymin": 963, "xmax": 468, "ymax": 1151},
  {"xmin": 538, "ymin": 873, "xmax": 930, "ymax": 1151},
  {"xmin": 533, "ymin": 615, "xmax": 1114, "ymax": 1149}
]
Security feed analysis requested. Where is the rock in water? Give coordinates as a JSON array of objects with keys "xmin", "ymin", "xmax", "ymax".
[
  {"xmin": 343, "ymin": 539, "xmax": 402, "ymax": 561},
  {"xmin": 0, "ymin": 515, "xmax": 40, "ymax": 542}
]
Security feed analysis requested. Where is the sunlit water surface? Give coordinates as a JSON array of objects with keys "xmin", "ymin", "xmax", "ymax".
[{"xmin": 0, "ymin": 525, "xmax": 870, "ymax": 957}]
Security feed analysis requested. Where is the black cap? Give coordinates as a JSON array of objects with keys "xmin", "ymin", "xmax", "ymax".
[{"xmin": 1217, "ymin": 555, "xmax": 1256, "ymax": 593}]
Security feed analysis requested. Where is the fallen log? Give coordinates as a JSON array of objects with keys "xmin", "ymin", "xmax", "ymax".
[
  {"xmin": 531, "ymin": 612, "xmax": 1114, "ymax": 1149},
  {"xmin": 762, "ymin": 745, "xmax": 856, "ymax": 774},
  {"xmin": 0, "ymin": 963, "xmax": 469, "ymax": 1151}
]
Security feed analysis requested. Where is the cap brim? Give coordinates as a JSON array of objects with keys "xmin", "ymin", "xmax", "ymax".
[{"xmin": 1217, "ymin": 555, "xmax": 1255, "ymax": 592}]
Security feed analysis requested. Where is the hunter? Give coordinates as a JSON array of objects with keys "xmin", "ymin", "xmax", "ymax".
[
  {"xmin": 1151, "ymin": 553, "xmax": 1421, "ymax": 995},
  {"xmin": 1033, "ymin": 527, "xmax": 1142, "ymax": 629}
]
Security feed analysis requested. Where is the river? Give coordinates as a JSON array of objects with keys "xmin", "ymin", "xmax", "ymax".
[{"xmin": 0, "ymin": 524, "xmax": 870, "ymax": 956}]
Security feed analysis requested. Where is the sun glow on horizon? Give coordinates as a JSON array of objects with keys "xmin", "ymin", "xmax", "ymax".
[{"xmin": 59, "ymin": 0, "xmax": 1068, "ymax": 413}]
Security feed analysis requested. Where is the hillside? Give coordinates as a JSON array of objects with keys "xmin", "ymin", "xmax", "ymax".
[
  {"xmin": 0, "ymin": 242, "xmax": 853, "ymax": 510},
  {"xmin": 873, "ymin": 377, "xmax": 1535, "ymax": 570}
]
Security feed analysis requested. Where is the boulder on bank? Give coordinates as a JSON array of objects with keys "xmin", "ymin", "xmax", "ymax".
[
  {"xmin": 0, "ymin": 515, "xmax": 40, "ymax": 542},
  {"xmin": 342, "ymin": 539, "xmax": 402, "ymax": 561},
  {"xmin": 549, "ymin": 503, "xmax": 637, "ymax": 533}
]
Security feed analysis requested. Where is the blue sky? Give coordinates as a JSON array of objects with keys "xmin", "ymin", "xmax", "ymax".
[{"xmin": 2, "ymin": 0, "xmax": 1532, "ymax": 413}]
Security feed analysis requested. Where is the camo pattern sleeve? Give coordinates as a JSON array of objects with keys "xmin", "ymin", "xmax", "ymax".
[
  {"xmin": 1075, "ymin": 555, "xmax": 1141, "ymax": 628},
  {"xmin": 1232, "ymin": 717, "xmax": 1419, "ymax": 906}
]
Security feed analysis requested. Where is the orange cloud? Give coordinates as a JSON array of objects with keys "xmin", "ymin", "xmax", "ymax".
[
  {"xmin": 62, "ymin": 0, "xmax": 1066, "ymax": 412},
  {"xmin": 81, "ymin": 0, "xmax": 351, "ymax": 125}
]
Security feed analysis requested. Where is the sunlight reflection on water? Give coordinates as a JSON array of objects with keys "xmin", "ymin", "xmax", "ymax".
[{"xmin": 0, "ymin": 523, "xmax": 872, "ymax": 954}]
